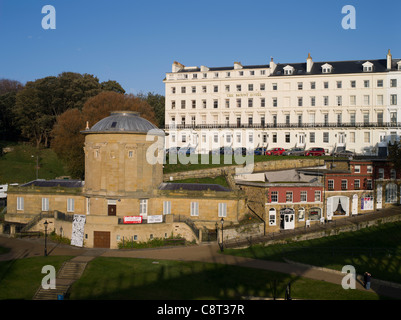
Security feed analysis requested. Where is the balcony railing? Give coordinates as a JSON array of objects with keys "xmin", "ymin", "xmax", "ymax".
[{"xmin": 164, "ymin": 122, "xmax": 401, "ymax": 130}]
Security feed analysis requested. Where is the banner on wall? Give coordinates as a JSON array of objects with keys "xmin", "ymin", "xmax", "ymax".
[
  {"xmin": 148, "ymin": 215, "xmax": 163, "ymax": 224},
  {"xmin": 71, "ymin": 214, "xmax": 86, "ymax": 247},
  {"xmin": 123, "ymin": 216, "xmax": 143, "ymax": 224}
]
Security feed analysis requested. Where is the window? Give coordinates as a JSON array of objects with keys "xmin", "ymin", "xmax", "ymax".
[
  {"xmin": 236, "ymin": 84, "xmax": 241, "ymax": 92},
  {"xmin": 225, "ymin": 99, "xmax": 230, "ymax": 108},
  {"xmin": 298, "ymin": 207, "xmax": 305, "ymax": 221},
  {"xmin": 140, "ymin": 199, "xmax": 148, "ymax": 216},
  {"xmin": 391, "ymin": 94, "xmax": 398, "ymax": 105},
  {"xmin": 391, "ymin": 169, "xmax": 397, "ymax": 180},
  {"xmin": 300, "ymin": 191, "xmax": 307, "ymax": 202},
  {"xmin": 218, "ymin": 203, "xmax": 227, "ymax": 217},
  {"xmin": 67, "ymin": 198, "xmax": 75, "ymax": 212},
  {"xmin": 190, "ymin": 202, "xmax": 199, "ymax": 216},
  {"xmin": 364, "ymin": 80, "xmax": 370, "ymax": 88},
  {"xmin": 191, "ymin": 86, "xmax": 196, "ymax": 93},
  {"xmin": 260, "ymin": 83, "xmax": 265, "ymax": 91},
  {"xmin": 171, "ymin": 87, "xmax": 176, "ymax": 94},
  {"xmin": 236, "ymin": 99, "xmax": 241, "ymax": 108},
  {"xmin": 377, "ymin": 79, "xmax": 383, "ymax": 87},
  {"xmin": 269, "ymin": 208, "xmax": 276, "ymax": 226},
  {"xmin": 225, "ymin": 85, "xmax": 230, "ymax": 92},
  {"xmin": 366, "ymin": 179, "xmax": 373, "ymax": 190},
  {"xmin": 286, "ymin": 191, "xmax": 293, "ymax": 203},
  {"xmin": 181, "ymin": 100, "xmax": 186, "ymax": 109},
  {"xmin": 336, "ymin": 96, "xmax": 342, "ymax": 106},
  {"xmin": 202, "ymin": 86, "xmax": 207, "ymax": 93},
  {"xmin": 354, "ymin": 165, "xmax": 360, "ymax": 173},
  {"xmin": 163, "ymin": 201, "xmax": 171, "ymax": 215},
  {"xmin": 271, "ymin": 191, "xmax": 278, "ymax": 203},
  {"xmin": 385, "ymin": 183, "xmax": 397, "ymax": 203},
  {"xmin": 17, "ymin": 197, "xmax": 24, "ymax": 211},
  {"xmin": 328, "ymin": 180, "xmax": 334, "ymax": 190},
  {"xmin": 171, "ymin": 101, "xmax": 176, "ymax": 109},
  {"xmin": 354, "ymin": 179, "xmax": 360, "ymax": 189},
  {"xmin": 42, "ymin": 198, "xmax": 49, "ymax": 211},
  {"xmin": 377, "ymin": 95, "xmax": 384, "ymax": 106},
  {"xmin": 310, "ymin": 96, "xmax": 316, "ymax": 106},
  {"xmin": 192, "ymin": 100, "xmax": 196, "ymax": 109},
  {"xmin": 315, "ymin": 191, "xmax": 321, "ymax": 202},
  {"xmin": 337, "ymin": 81, "xmax": 342, "ymax": 89},
  {"xmin": 272, "ymin": 98, "xmax": 277, "ymax": 107},
  {"xmin": 323, "ymin": 132, "xmax": 329, "ymax": 143},
  {"xmin": 349, "ymin": 132, "xmax": 355, "ymax": 143},
  {"xmin": 324, "ymin": 96, "xmax": 329, "ymax": 106},
  {"xmin": 298, "ymin": 97, "xmax": 303, "ymax": 107},
  {"xmin": 391, "ymin": 79, "xmax": 397, "ymax": 87},
  {"xmin": 248, "ymin": 98, "xmax": 253, "ymax": 108},
  {"xmin": 213, "ymin": 100, "xmax": 218, "ymax": 108},
  {"xmin": 213, "ymin": 85, "xmax": 218, "ymax": 93},
  {"xmin": 248, "ymin": 84, "xmax": 253, "ymax": 91},
  {"xmin": 364, "ymin": 132, "xmax": 370, "ymax": 143},
  {"xmin": 272, "ymin": 133, "xmax": 277, "ymax": 143},
  {"xmin": 341, "ymin": 180, "xmax": 348, "ymax": 190},
  {"xmin": 324, "ymin": 82, "xmax": 329, "ymax": 89},
  {"xmin": 181, "ymin": 87, "xmax": 186, "ymax": 93},
  {"xmin": 309, "ymin": 132, "xmax": 315, "ymax": 143},
  {"xmin": 350, "ymin": 80, "xmax": 356, "ymax": 88},
  {"xmin": 310, "ymin": 82, "xmax": 316, "ymax": 89},
  {"xmin": 378, "ymin": 168, "xmax": 384, "ymax": 179},
  {"xmin": 364, "ymin": 95, "xmax": 370, "ymax": 106},
  {"xmin": 298, "ymin": 82, "xmax": 303, "ymax": 90},
  {"xmin": 350, "ymin": 113, "xmax": 356, "ymax": 125},
  {"xmin": 285, "ymin": 133, "xmax": 290, "ymax": 143},
  {"xmin": 260, "ymin": 98, "xmax": 265, "ymax": 107},
  {"xmin": 350, "ymin": 95, "xmax": 356, "ymax": 106},
  {"xmin": 272, "ymin": 83, "xmax": 278, "ymax": 90},
  {"xmin": 367, "ymin": 165, "xmax": 372, "ymax": 173}
]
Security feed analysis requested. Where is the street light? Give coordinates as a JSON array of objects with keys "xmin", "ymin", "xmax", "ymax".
[
  {"xmin": 220, "ymin": 217, "xmax": 224, "ymax": 252},
  {"xmin": 44, "ymin": 220, "xmax": 48, "ymax": 256}
]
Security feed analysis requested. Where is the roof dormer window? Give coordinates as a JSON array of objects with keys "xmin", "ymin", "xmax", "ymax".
[
  {"xmin": 321, "ymin": 63, "xmax": 333, "ymax": 73},
  {"xmin": 283, "ymin": 65, "xmax": 294, "ymax": 75},
  {"xmin": 362, "ymin": 61, "xmax": 373, "ymax": 72}
]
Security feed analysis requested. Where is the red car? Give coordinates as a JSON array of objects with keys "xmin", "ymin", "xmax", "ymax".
[
  {"xmin": 266, "ymin": 147, "xmax": 285, "ymax": 156},
  {"xmin": 305, "ymin": 147, "xmax": 325, "ymax": 156}
]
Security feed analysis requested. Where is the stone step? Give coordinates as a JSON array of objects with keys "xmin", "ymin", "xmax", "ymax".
[
  {"xmin": 33, "ymin": 284, "xmax": 70, "ymax": 300},
  {"xmin": 57, "ymin": 262, "xmax": 87, "ymax": 280}
]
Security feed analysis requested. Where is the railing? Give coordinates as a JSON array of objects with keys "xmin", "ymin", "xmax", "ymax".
[
  {"xmin": 55, "ymin": 210, "xmax": 74, "ymax": 222},
  {"xmin": 20, "ymin": 212, "xmax": 54, "ymax": 232},
  {"xmin": 164, "ymin": 122, "xmax": 401, "ymax": 130}
]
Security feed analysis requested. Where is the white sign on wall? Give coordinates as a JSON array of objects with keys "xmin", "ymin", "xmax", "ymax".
[
  {"xmin": 71, "ymin": 214, "xmax": 86, "ymax": 247},
  {"xmin": 148, "ymin": 215, "xmax": 163, "ymax": 224}
]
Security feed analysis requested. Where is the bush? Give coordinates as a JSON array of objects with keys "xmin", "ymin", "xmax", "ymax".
[{"xmin": 118, "ymin": 236, "xmax": 186, "ymax": 249}]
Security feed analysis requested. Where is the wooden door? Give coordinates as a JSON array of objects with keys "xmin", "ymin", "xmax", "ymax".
[
  {"xmin": 94, "ymin": 231, "xmax": 110, "ymax": 248},
  {"xmin": 108, "ymin": 204, "xmax": 116, "ymax": 216}
]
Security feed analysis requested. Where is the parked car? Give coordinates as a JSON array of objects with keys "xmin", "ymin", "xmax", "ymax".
[
  {"xmin": 304, "ymin": 147, "xmax": 325, "ymax": 156},
  {"xmin": 178, "ymin": 147, "xmax": 196, "ymax": 155},
  {"xmin": 283, "ymin": 147, "xmax": 305, "ymax": 156},
  {"xmin": 219, "ymin": 147, "xmax": 233, "ymax": 155},
  {"xmin": 253, "ymin": 147, "xmax": 266, "ymax": 155},
  {"xmin": 233, "ymin": 147, "xmax": 247, "ymax": 155},
  {"xmin": 265, "ymin": 147, "xmax": 285, "ymax": 156},
  {"xmin": 166, "ymin": 147, "xmax": 180, "ymax": 155},
  {"xmin": 332, "ymin": 150, "xmax": 355, "ymax": 157}
]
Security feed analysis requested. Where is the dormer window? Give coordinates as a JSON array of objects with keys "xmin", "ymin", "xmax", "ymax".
[
  {"xmin": 283, "ymin": 65, "xmax": 294, "ymax": 75},
  {"xmin": 321, "ymin": 63, "xmax": 333, "ymax": 73},
  {"xmin": 362, "ymin": 61, "xmax": 373, "ymax": 72}
]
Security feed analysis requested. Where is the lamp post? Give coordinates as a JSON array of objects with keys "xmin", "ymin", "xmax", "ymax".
[
  {"xmin": 44, "ymin": 220, "xmax": 48, "ymax": 256},
  {"xmin": 220, "ymin": 217, "xmax": 224, "ymax": 252}
]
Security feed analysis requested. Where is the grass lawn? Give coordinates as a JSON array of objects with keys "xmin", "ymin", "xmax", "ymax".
[
  {"xmin": 0, "ymin": 143, "xmax": 67, "ymax": 184},
  {"xmin": 0, "ymin": 256, "xmax": 73, "ymax": 300},
  {"xmin": 68, "ymin": 257, "xmax": 383, "ymax": 300},
  {"xmin": 224, "ymin": 221, "xmax": 401, "ymax": 284}
]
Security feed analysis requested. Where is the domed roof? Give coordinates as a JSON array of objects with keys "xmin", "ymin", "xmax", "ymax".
[{"xmin": 82, "ymin": 111, "xmax": 164, "ymax": 135}]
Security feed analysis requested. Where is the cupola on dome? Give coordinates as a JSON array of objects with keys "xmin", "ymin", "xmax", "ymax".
[{"xmin": 83, "ymin": 111, "xmax": 164, "ymax": 135}]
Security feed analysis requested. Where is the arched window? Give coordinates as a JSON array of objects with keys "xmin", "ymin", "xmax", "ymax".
[
  {"xmin": 385, "ymin": 183, "xmax": 397, "ymax": 203},
  {"xmin": 298, "ymin": 207, "xmax": 305, "ymax": 221},
  {"xmin": 269, "ymin": 208, "xmax": 276, "ymax": 226}
]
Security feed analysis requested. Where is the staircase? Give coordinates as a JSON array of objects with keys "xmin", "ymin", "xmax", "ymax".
[{"xmin": 33, "ymin": 257, "xmax": 93, "ymax": 300}]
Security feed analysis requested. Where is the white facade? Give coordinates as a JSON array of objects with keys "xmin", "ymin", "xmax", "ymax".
[{"xmin": 164, "ymin": 51, "xmax": 401, "ymax": 155}]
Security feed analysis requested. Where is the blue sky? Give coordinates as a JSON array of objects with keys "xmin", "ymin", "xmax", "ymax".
[{"xmin": 0, "ymin": 0, "xmax": 400, "ymax": 95}]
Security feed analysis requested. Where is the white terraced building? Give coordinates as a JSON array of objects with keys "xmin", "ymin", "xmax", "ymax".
[{"xmin": 163, "ymin": 50, "xmax": 401, "ymax": 155}]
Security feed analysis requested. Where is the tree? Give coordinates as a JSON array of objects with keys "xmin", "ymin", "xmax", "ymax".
[
  {"xmin": 13, "ymin": 72, "xmax": 125, "ymax": 148},
  {"xmin": 0, "ymin": 79, "xmax": 24, "ymax": 141},
  {"xmin": 101, "ymin": 80, "xmax": 126, "ymax": 94},
  {"xmin": 51, "ymin": 91, "xmax": 157, "ymax": 179},
  {"xmin": 388, "ymin": 141, "xmax": 401, "ymax": 171}
]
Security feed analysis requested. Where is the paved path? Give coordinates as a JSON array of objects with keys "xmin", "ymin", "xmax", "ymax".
[{"xmin": 1, "ymin": 234, "xmax": 401, "ymax": 299}]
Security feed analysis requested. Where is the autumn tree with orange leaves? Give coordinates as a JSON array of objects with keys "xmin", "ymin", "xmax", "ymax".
[{"xmin": 51, "ymin": 91, "xmax": 158, "ymax": 179}]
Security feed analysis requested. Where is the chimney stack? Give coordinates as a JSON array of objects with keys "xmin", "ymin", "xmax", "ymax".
[
  {"xmin": 269, "ymin": 57, "xmax": 276, "ymax": 74},
  {"xmin": 306, "ymin": 53, "xmax": 313, "ymax": 73},
  {"xmin": 387, "ymin": 49, "xmax": 392, "ymax": 70}
]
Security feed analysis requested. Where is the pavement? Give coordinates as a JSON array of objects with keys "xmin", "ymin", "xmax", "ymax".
[{"xmin": 1, "ymin": 234, "xmax": 401, "ymax": 299}]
